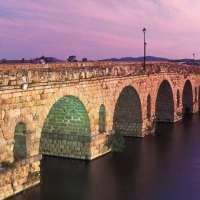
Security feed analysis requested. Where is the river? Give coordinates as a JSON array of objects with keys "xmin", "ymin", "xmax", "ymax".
[{"xmin": 10, "ymin": 113, "xmax": 200, "ymax": 200}]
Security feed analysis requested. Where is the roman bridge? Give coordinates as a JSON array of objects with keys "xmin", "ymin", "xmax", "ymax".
[{"xmin": 0, "ymin": 61, "xmax": 200, "ymax": 199}]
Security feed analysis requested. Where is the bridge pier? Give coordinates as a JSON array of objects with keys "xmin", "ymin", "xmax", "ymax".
[
  {"xmin": 40, "ymin": 132, "xmax": 110, "ymax": 160},
  {"xmin": 0, "ymin": 155, "xmax": 41, "ymax": 200}
]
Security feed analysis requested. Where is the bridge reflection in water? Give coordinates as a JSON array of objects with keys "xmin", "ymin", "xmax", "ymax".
[{"xmin": 10, "ymin": 113, "xmax": 200, "ymax": 200}]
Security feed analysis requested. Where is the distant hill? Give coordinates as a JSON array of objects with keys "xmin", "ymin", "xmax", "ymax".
[
  {"xmin": 45, "ymin": 57, "xmax": 63, "ymax": 62},
  {"xmin": 173, "ymin": 58, "xmax": 193, "ymax": 63},
  {"xmin": 2, "ymin": 56, "xmax": 199, "ymax": 65},
  {"xmin": 35, "ymin": 56, "xmax": 63, "ymax": 63},
  {"xmin": 100, "ymin": 56, "xmax": 171, "ymax": 62},
  {"xmin": 0, "ymin": 56, "xmax": 63, "ymax": 64}
]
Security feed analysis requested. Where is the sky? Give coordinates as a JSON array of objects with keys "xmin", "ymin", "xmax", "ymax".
[{"xmin": 0, "ymin": 0, "xmax": 200, "ymax": 61}]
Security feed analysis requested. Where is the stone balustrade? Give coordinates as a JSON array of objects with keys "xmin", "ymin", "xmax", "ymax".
[{"xmin": 0, "ymin": 62, "xmax": 199, "ymax": 88}]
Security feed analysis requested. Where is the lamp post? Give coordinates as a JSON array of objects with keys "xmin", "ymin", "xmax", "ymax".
[
  {"xmin": 193, "ymin": 53, "xmax": 195, "ymax": 65},
  {"xmin": 143, "ymin": 28, "xmax": 146, "ymax": 71}
]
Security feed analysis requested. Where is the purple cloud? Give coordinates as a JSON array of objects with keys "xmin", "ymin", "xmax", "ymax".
[{"xmin": 0, "ymin": 0, "xmax": 200, "ymax": 60}]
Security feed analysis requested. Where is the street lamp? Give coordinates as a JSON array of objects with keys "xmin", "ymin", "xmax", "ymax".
[
  {"xmin": 143, "ymin": 28, "xmax": 147, "ymax": 71},
  {"xmin": 193, "ymin": 53, "xmax": 195, "ymax": 65}
]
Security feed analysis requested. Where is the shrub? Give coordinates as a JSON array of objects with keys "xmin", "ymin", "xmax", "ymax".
[
  {"xmin": 107, "ymin": 129, "xmax": 125, "ymax": 152},
  {"xmin": 1, "ymin": 161, "xmax": 15, "ymax": 169}
]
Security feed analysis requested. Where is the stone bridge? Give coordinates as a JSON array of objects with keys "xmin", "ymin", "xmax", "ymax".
[{"xmin": 0, "ymin": 61, "xmax": 200, "ymax": 199}]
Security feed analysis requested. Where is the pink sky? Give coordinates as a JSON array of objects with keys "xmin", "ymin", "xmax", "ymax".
[{"xmin": 0, "ymin": 0, "xmax": 200, "ymax": 61}]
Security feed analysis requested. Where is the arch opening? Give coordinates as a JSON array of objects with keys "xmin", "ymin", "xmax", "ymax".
[
  {"xmin": 147, "ymin": 94, "xmax": 151, "ymax": 120},
  {"xmin": 13, "ymin": 122, "xmax": 27, "ymax": 161},
  {"xmin": 99, "ymin": 104, "xmax": 106, "ymax": 133},
  {"xmin": 182, "ymin": 80, "xmax": 193, "ymax": 114},
  {"xmin": 113, "ymin": 86, "xmax": 142, "ymax": 136},
  {"xmin": 155, "ymin": 80, "xmax": 174, "ymax": 122},
  {"xmin": 177, "ymin": 89, "xmax": 180, "ymax": 108},
  {"xmin": 40, "ymin": 95, "xmax": 91, "ymax": 158}
]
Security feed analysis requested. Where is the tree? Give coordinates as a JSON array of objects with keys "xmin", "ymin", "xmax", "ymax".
[
  {"xmin": 40, "ymin": 55, "xmax": 45, "ymax": 60},
  {"xmin": 67, "ymin": 55, "xmax": 77, "ymax": 62},
  {"xmin": 82, "ymin": 57, "xmax": 88, "ymax": 62},
  {"xmin": 107, "ymin": 129, "xmax": 125, "ymax": 152},
  {"xmin": 2, "ymin": 59, "xmax": 6, "ymax": 63}
]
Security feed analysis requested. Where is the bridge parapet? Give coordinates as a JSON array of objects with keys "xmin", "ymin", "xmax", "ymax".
[{"xmin": 0, "ymin": 62, "xmax": 199, "ymax": 88}]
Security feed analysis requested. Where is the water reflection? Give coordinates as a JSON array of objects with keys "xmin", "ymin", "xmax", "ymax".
[{"xmin": 10, "ymin": 113, "xmax": 200, "ymax": 200}]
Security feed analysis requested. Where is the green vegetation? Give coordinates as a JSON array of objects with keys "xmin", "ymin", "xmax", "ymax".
[
  {"xmin": 67, "ymin": 55, "xmax": 77, "ymax": 62},
  {"xmin": 65, "ymin": 77, "xmax": 70, "ymax": 81},
  {"xmin": 107, "ymin": 129, "xmax": 125, "ymax": 152},
  {"xmin": 27, "ymin": 171, "xmax": 40, "ymax": 181},
  {"xmin": 1, "ymin": 161, "xmax": 16, "ymax": 169}
]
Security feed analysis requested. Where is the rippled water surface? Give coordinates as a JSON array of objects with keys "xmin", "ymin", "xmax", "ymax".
[{"xmin": 11, "ymin": 113, "xmax": 200, "ymax": 200}]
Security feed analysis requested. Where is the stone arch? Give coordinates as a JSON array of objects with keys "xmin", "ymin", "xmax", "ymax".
[
  {"xmin": 13, "ymin": 122, "xmax": 27, "ymax": 161},
  {"xmin": 99, "ymin": 104, "xmax": 106, "ymax": 133},
  {"xmin": 147, "ymin": 94, "xmax": 151, "ymax": 120},
  {"xmin": 182, "ymin": 80, "xmax": 193, "ymax": 114},
  {"xmin": 177, "ymin": 89, "xmax": 180, "ymax": 107},
  {"xmin": 155, "ymin": 80, "xmax": 174, "ymax": 122},
  {"xmin": 113, "ymin": 86, "xmax": 142, "ymax": 136},
  {"xmin": 41, "ymin": 95, "xmax": 90, "ymax": 136},
  {"xmin": 1, "ymin": 112, "xmax": 37, "ymax": 162},
  {"xmin": 38, "ymin": 86, "xmax": 94, "ymax": 136},
  {"xmin": 40, "ymin": 95, "xmax": 91, "ymax": 158}
]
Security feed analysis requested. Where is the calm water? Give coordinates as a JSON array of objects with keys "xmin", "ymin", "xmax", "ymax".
[{"xmin": 11, "ymin": 113, "xmax": 200, "ymax": 200}]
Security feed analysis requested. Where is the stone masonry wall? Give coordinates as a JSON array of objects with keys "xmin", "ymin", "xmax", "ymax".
[
  {"xmin": 40, "ymin": 132, "xmax": 110, "ymax": 160},
  {"xmin": 0, "ymin": 63, "xmax": 199, "ymax": 162},
  {"xmin": 0, "ymin": 61, "xmax": 200, "ymax": 199},
  {"xmin": 0, "ymin": 154, "xmax": 41, "ymax": 200}
]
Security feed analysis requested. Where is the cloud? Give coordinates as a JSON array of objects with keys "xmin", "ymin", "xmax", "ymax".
[{"xmin": 0, "ymin": 0, "xmax": 199, "ymax": 60}]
